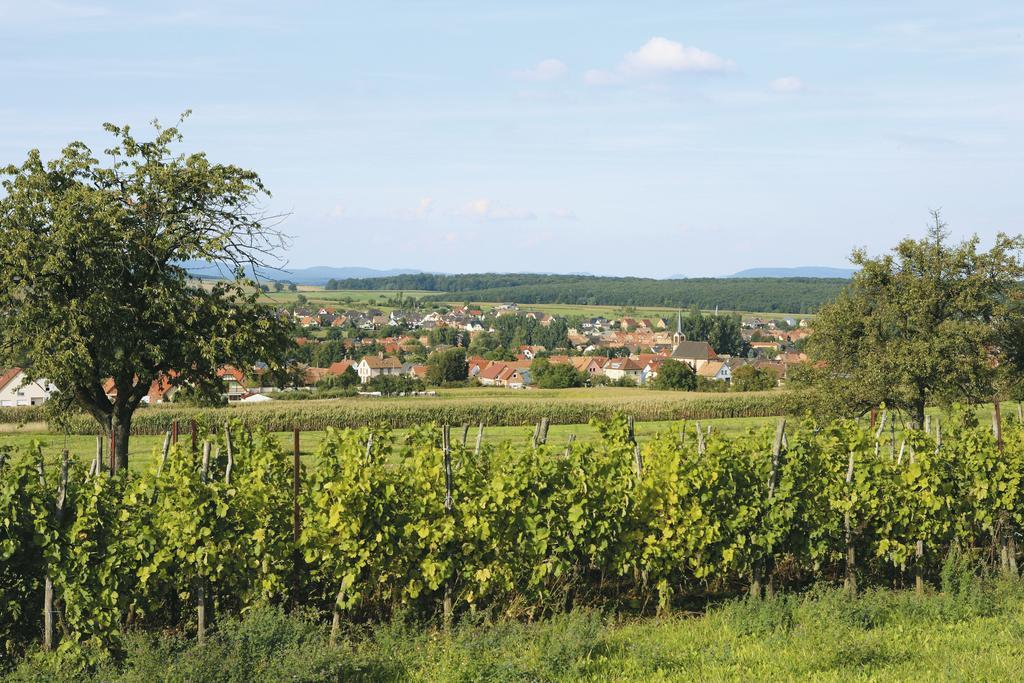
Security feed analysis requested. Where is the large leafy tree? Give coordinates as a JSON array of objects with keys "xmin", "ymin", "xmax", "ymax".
[
  {"xmin": 806, "ymin": 213, "xmax": 1024, "ymax": 427},
  {"xmin": 0, "ymin": 115, "xmax": 294, "ymax": 470}
]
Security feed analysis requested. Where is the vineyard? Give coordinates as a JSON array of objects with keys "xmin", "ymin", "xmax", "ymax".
[{"xmin": 4, "ymin": 406, "xmax": 1024, "ymax": 671}]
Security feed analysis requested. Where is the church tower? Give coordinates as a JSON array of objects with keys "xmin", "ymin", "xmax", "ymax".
[{"xmin": 673, "ymin": 310, "xmax": 685, "ymax": 345}]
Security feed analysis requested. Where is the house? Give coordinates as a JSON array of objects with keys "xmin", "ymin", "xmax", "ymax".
[
  {"xmin": 497, "ymin": 365, "xmax": 531, "ymax": 389},
  {"xmin": 518, "ymin": 345, "xmax": 546, "ymax": 360},
  {"xmin": 467, "ymin": 356, "xmax": 490, "ymax": 377},
  {"xmin": 303, "ymin": 367, "xmax": 333, "ymax": 386},
  {"xmin": 640, "ymin": 358, "xmax": 666, "ymax": 385},
  {"xmin": 477, "ymin": 362, "xmax": 506, "ymax": 386},
  {"xmin": 602, "ymin": 357, "xmax": 644, "ymax": 384},
  {"xmin": 144, "ymin": 373, "xmax": 180, "ymax": 403},
  {"xmin": 0, "ymin": 368, "xmax": 56, "ymax": 407},
  {"xmin": 697, "ymin": 360, "xmax": 731, "ymax": 382},
  {"xmin": 357, "ymin": 355, "xmax": 404, "ymax": 383},
  {"xmin": 570, "ymin": 356, "xmax": 605, "ymax": 377},
  {"xmin": 217, "ymin": 366, "xmax": 250, "ymax": 400},
  {"xmin": 478, "ymin": 360, "xmax": 532, "ymax": 387},
  {"xmin": 669, "ymin": 341, "xmax": 717, "ymax": 372},
  {"xmin": 327, "ymin": 360, "xmax": 356, "ymax": 377}
]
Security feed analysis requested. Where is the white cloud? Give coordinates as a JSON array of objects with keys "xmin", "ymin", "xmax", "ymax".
[
  {"xmin": 328, "ymin": 203, "xmax": 346, "ymax": 218},
  {"xmin": 585, "ymin": 37, "xmax": 733, "ymax": 85},
  {"xmin": 460, "ymin": 198, "xmax": 536, "ymax": 221},
  {"xmin": 770, "ymin": 76, "xmax": 807, "ymax": 93},
  {"xmin": 513, "ymin": 58, "xmax": 568, "ymax": 82}
]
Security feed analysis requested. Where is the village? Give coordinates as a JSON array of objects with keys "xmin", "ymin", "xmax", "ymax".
[
  {"xmin": 0, "ymin": 303, "xmax": 812, "ymax": 407},
  {"xmin": 254, "ymin": 302, "xmax": 812, "ymax": 395}
]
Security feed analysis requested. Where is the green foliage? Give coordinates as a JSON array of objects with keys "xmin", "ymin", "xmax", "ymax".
[
  {"xmin": 7, "ymin": 413, "xmax": 1024, "ymax": 667},
  {"xmin": 315, "ymin": 367, "xmax": 359, "ymax": 390},
  {"xmin": 731, "ymin": 365, "xmax": 777, "ymax": 392},
  {"xmin": 325, "ymin": 273, "xmax": 846, "ymax": 313},
  {"xmin": 366, "ymin": 375, "xmax": 424, "ymax": 395},
  {"xmin": 427, "ymin": 348, "xmax": 469, "ymax": 385},
  {"xmin": 651, "ymin": 359, "xmax": 696, "ymax": 391},
  {"xmin": 531, "ymin": 359, "xmax": 586, "ymax": 389},
  {"xmin": 806, "ymin": 213, "xmax": 1024, "ymax": 426},
  {"xmin": 0, "ymin": 115, "xmax": 294, "ymax": 468}
]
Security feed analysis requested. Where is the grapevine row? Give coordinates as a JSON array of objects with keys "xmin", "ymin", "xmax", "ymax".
[{"xmin": 2, "ymin": 408, "xmax": 1021, "ymax": 661}]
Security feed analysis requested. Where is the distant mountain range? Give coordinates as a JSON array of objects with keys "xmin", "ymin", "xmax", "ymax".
[
  {"xmin": 727, "ymin": 267, "xmax": 856, "ymax": 279},
  {"xmin": 184, "ymin": 261, "xmax": 855, "ymax": 285},
  {"xmin": 184, "ymin": 262, "xmax": 422, "ymax": 286}
]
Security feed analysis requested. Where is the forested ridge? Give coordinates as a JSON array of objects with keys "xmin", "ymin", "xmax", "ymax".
[{"xmin": 325, "ymin": 273, "xmax": 847, "ymax": 313}]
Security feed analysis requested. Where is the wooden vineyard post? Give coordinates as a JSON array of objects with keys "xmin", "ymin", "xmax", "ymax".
[
  {"xmin": 461, "ymin": 424, "xmax": 470, "ymax": 448},
  {"xmin": 442, "ymin": 425, "xmax": 454, "ymax": 627},
  {"xmin": 874, "ymin": 411, "xmax": 886, "ymax": 457},
  {"xmin": 191, "ymin": 420, "xmax": 198, "ymax": 452},
  {"xmin": 934, "ymin": 415, "xmax": 942, "ymax": 453},
  {"xmin": 992, "ymin": 400, "xmax": 1018, "ymax": 574},
  {"xmin": 564, "ymin": 433, "xmax": 576, "ymax": 458},
  {"xmin": 197, "ymin": 441, "xmax": 210, "ymax": 643},
  {"xmin": 908, "ymin": 443, "xmax": 925, "ymax": 594},
  {"xmin": 293, "ymin": 426, "xmax": 301, "ymax": 543},
  {"xmin": 42, "ymin": 450, "xmax": 69, "ymax": 651},
  {"xmin": 844, "ymin": 451, "xmax": 856, "ymax": 594},
  {"xmin": 94, "ymin": 434, "xmax": 103, "ymax": 476},
  {"xmin": 109, "ymin": 430, "xmax": 115, "ymax": 472},
  {"xmin": 753, "ymin": 419, "xmax": 786, "ymax": 599},
  {"xmin": 474, "ymin": 423, "xmax": 484, "ymax": 456},
  {"xmin": 171, "ymin": 419, "xmax": 179, "ymax": 445},
  {"xmin": 994, "ymin": 400, "xmax": 1003, "ymax": 451},
  {"xmin": 223, "ymin": 423, "xmax": 233, "ymax": 484},
  {"xmin": 628, "ymin": 416, "xmax": 643, "ymax": 480},
  {"xmin": 870, "ymin": 407, "xmax": 877, "ymax": 431},
  {"xmin": 532, "ymin": 417, "xmax": 550, "ymax": 448},
  {"xmin": 157, "ymin": 429, "xmax": 172, "ymax": 477},
  {"xmin": 695, "ymin": 421, "xmax": 706, "ymax": 456}
]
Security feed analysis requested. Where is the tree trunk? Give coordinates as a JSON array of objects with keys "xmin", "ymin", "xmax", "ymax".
[
  {"xmin": 911, "ymin": 400, "xmax": 926, "ymax": 432},
  {"xmin": 111, "ymin": 409, "xmax": 131, "ymax": 473}
]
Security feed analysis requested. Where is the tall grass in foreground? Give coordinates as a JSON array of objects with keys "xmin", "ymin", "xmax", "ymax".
[{"xmin": 11, "ymin": 571, "xmax": 1024, "ymax": 682}]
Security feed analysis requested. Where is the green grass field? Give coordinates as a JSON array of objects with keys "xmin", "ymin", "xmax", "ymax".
[
  {"xmin": 0, "ymin": 413, "xmax": 775, "ymax": 472},
  {"xmin": 13, "ymin": 580, "xmax": 1024, "ymax": 681}
]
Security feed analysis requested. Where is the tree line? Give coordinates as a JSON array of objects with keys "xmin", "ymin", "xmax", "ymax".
[{"xmin": 324, "ymin": 273, "xmax": 846, "ymax": 314}]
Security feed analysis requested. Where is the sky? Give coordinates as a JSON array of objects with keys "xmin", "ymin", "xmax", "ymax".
[{"xmin": 1, "ymin": 1, "xmax": 1022, "ymax": 277}]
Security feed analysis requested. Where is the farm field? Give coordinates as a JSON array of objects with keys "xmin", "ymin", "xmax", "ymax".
[{"xmin": 252, "ymin": 285, "xmax": 812, "ymax": 321}]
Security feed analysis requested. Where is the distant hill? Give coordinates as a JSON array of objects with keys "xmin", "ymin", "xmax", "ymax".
[
  {"xmin": 184, "ymin": 261, "xmax": 422, "ymax": 286},
  {"xmin": 728, "ymin": 267, "xmax": 856, "ymax": 279}
]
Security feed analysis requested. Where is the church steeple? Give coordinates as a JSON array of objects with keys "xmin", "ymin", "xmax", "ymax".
[{"xmin": 673, "ymin": 310, "xmax": 685, "ymax": 345}]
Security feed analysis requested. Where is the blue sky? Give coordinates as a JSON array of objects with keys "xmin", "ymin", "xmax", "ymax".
[{"xmin": 1, "ymin": 1, "xmax": 1022, "ymax": 277}]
